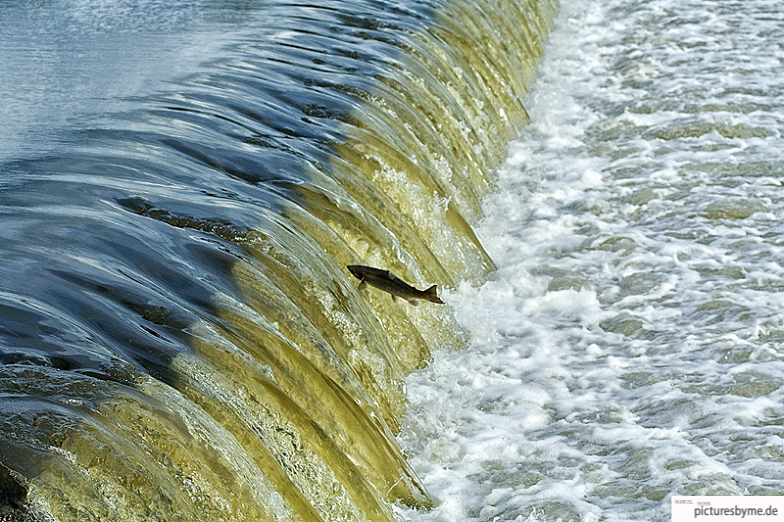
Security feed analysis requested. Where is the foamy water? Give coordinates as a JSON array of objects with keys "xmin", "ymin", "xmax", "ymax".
[{"xmin": 398, "ymin": 0, "xmax": 784, "ymax": 520}]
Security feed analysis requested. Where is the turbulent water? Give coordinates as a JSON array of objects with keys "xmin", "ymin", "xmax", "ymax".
[
  {"xmin": 4, "ymin": 0, "xmax": 782, "ymax": 520},
  {"xmin": 399, "ymin": 0, "xmax": 784, "ymax": 521},
  {"xmin": 0, "ymin": 0, "xmax": 556, "ymax": 521}
]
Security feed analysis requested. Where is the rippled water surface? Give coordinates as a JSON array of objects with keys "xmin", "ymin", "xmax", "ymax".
[
  {"xmin": 1, "ymin": 0, "xmax": 554, "ymax": 520},
  {"xmin": 400, "ymin": 0, "xmax": 784, "ymax": 521},
  {"xmin": 6, "ymin": 0, "xmax": 782, "ymax": 519}
]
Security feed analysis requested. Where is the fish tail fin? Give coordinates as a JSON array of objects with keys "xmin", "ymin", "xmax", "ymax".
[{"xmin": 424, "ymin": 285, "xmax": 443, "ymax": 304}]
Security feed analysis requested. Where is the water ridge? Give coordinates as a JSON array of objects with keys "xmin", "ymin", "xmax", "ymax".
[{"xmin": 0, "ymin": 0, "xmax": 556, "ymax": 520}]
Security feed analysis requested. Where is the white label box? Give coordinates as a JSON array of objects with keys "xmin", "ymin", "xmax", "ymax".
[{"xmin": 672, "ymin": 497, "xmax": 784, "ymax": 522}]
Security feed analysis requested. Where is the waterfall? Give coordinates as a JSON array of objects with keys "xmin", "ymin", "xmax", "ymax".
[{"xmin": 0, "ymin": 0, "xmax": 556, "ymax": 519}]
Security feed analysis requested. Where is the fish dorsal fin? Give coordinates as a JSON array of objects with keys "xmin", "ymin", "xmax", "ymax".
[{"xmin": 424, "ymin": 285, "xmax": 444, "ymax": 304}]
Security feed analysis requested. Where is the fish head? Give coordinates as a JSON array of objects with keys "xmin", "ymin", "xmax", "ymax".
[{"xmin": 347, "ymin": 265, "xmax": 364, "ymax": 279}]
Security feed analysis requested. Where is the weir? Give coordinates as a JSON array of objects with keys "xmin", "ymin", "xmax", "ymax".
[{"xmin": 0, "ymin": 0, "xmax": 556, "ymax": 520}]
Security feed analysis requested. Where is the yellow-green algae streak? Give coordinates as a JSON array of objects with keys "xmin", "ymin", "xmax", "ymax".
[{"xmin": 6, "ymin": 0, "xmax": 557, "ymax": 520}]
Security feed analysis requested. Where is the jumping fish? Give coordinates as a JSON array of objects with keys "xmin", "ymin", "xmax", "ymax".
[{"xmin": 347, "ymin": 265, "xmax": 444, "ymax": 305}]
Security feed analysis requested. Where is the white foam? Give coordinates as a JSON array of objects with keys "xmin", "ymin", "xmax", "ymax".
[{"xmin": 398, "ymin": 0, "xmax": 784, "ymax": 520}]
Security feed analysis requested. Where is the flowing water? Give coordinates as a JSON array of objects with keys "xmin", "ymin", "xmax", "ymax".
[
  {"xmin": 0, "ymin": 0, "xmax": 556, "ymax": 520},
  {"xmin": 399, "ymin": 0, "xmax": 784, "ymax": 521},
  {"xmin": 4, "ymin": 0, "xmax": 783, "ymax": 520}
]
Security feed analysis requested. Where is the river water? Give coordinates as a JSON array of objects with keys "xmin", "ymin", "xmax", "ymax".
[
  {"xmin": 2, "ymin": 0, "xmax": 783, "ymax": 520},
  {"xmin": 0, "ymin": 0, "xmax": 554, "ymax": 520},
  {"xmin": 399, "ymin": 0, "xmax": 784, "ymax": 521}
]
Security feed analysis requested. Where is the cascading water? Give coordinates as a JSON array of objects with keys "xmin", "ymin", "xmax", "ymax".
[{"xmin": 0, "ymin": 0, "xmax": 556, "ymax": 520}]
